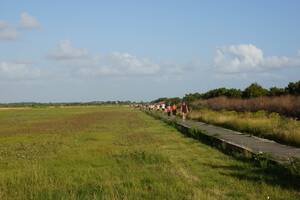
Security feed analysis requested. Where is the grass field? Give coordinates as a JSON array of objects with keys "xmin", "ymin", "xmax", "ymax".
[
  {"xmin": 0, "ymin": 106, "xmax": 299, "ymax": 199},
  {"xmin": 188, "ymin": 108, "xmax": 300, "ymax": 147}
]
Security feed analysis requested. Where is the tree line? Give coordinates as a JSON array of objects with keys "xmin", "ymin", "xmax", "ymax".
[
  {"xmin": 152, "ymin": 80, "xmax": 300, "ymax": 104},
  {"xmin": 0, "ymin": 101, "xmax": 133, "ymax": 108},
  {"xmin": 183, "ymin": 80, "xmax": 300, "ymax": 102}
]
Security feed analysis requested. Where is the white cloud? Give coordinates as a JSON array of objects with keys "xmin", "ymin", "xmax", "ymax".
[
  {"xmin": 49, "ymin": 40, "xmax": 89, "ymax": 60},
  {"xmin": 0, "ymin": 61, "xmax": 41, "ymax": 80},
  {"xmin": 0, "ymin": 12, "xmax": 40, "ymax": 41},
  {"xmin": 48, "ymin": 40, "xmax": 193, "ymax": 78},
  {"xmin": 160, "ymin": 60, "xmax": 197, "ymax": 75},
  {"xmin": 77, "ymin": 52, "xmax": 161, "ymax": 76},
  {"xmin": 298, "ymin": 50, "xmax": 300, "ymax": 57},
  {"xmin": 0, "ymin": 28, "xmax": 18, "ymax": 40},
  {"xmin": 75, "ymin": 52, "xmax": 195, "ymax": 78},
  {"xmin": 20, "ymin": 12, "xmax": 40, "ymax": 29},
  {"xmin": 214, "ymin": 44, "xmax": 300, "ymax": 73},
  {"xmin": 105, "ymin": 52, "xmax": 160, "ymax": 75},
  {"xmin": 0, "ymin": 21, "xmax": 8, "ymax": 30},
  {"xmin": 0, "ymin": 20, "xmax": 18, "ymax": 40}
]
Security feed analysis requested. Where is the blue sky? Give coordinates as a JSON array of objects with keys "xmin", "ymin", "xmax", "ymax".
[{"xmin": 0, "ymin": 0, "xmax": 300, "ymax": 102}]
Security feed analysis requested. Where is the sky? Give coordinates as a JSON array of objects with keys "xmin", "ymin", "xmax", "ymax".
[{"xmin": 0, "ymin": 0, "xmax": 300, "ymax": 102}]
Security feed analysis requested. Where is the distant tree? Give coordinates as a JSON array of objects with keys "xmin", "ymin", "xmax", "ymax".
[
  {"xmin": 152, "ymin": 97, "xmax": 181, "ymax": 105},
  {"xmin": 168, "ymin": 97, "xmax": 181, "ymax": 105},
  {"xmin": 203, "ymin": 88, "xmax": 227, "ymax": 99},
  {"xmin": 224, "ymin": 88, "xmax": 242, "ymax": 98},
  {"xmin": 152, "ymin": 80, "xmax": 300, "ymax": 103},
  {"xmin": 268, "ymin": 87, "xmax": 286, "ymax": 96},
  {"xmin": 242, "ymin": 83, "xmax": 268, "ymax": 98},
  {"xmin": 201, "ymin": 88, "xmax": 242, "ymax": 99},
  {"xmin": 183, "ymin": 93, "xmax": 202, "ymax": 102},
  {"xmin": 286, "ymin": 81, "xmax": 300, "ymax": 95},
  {"xmin": 152, "ymin": 97, "xmax": 168, "ymax": 103}
]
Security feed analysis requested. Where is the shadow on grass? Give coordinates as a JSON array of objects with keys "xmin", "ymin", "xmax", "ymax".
[{"xmin": 203, "ymin": 162, "xmax": 300, "ymax": 191}]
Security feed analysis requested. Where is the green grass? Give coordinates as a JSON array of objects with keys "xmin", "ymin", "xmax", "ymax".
[
  {"xmin": 189, "ymin": 108, "xmax": 300, "ymax": 147},
  {"xmin": 0, "ymin": 106, "xmax": 299, "ymax": 199}
]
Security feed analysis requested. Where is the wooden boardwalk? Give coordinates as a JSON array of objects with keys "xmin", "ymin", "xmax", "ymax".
[{"xmin": 146, "ymin": 111, "xmax": 300, "ymax": 165}]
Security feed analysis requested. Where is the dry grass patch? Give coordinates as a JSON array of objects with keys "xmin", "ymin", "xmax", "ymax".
[
  {"xmin": 189, "ymin": 108, "xmax": 300, "ymax": 146},
  {"xmin": 192, "ymin": 95, "xmax": 300, "ymax": 118}
]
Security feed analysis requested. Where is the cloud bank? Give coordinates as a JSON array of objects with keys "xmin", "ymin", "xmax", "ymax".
[
  {"xmin": 49, "ymin": 40, "xmax": 89, "ymax": 60},
  {"xmin": 0, "ymin": 28, "xmax": 18, "ymax": 40},
  {"xmin": 49, "ymin": 40, "xmax": 189, "ymax": 77},
  {"xmin": 77, "ymin": 52, "xmax": 161, "ymax": 76},
  {"xmin": 214, "ymin": 44, "xmax": 300, "ymax": 73},
  {"xmin": 0, "ymin": 20, "xmax": 18, "ymax": 40},
  {"xmin": 0, "ymin": 61, "xmax": 41, "ymax": 80},
  {"xmin": 0, "ymin": 12, "xmax": 40, "ymax": 41}
]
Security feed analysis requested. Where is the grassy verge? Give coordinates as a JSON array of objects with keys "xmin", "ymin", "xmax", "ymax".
[
  {"xmin": 0, "ymin": 106, "xmax": 299, "ymax": 199},
  {"xmin": 188, "ymin": 108, "xmax": 300, "ymax": 147}
]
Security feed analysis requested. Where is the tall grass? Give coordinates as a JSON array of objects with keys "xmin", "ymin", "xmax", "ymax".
[
  {"xmin": 188, "ymin": 108, "xmax": 300, "ymax": 147},
  {"xmin": 191, "ymin": 95, "xmax": 300, "ymax": 119}
]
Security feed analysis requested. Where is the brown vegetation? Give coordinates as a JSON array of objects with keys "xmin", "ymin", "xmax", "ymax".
[
  {"xmin": 191, "ymin": 95, "xmax": 300, "ymax": 119},
  {"xmin": 188, "ymin": 109, "xmax": 300, "ymax": 147}
]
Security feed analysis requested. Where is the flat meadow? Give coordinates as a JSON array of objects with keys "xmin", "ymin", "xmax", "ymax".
[{"xmin": 0, "ymin": 106, "xmax": 299, "ymax": 199}]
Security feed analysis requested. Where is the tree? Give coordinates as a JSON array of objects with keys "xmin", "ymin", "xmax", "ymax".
[
  {"xmin": 286, "ymin": 81, "xmax": 300, "ymax": 95},
  {"xmin": 242, "ymin": 83, "xmax": 268, "ymax": 98},
  {"xmin": 183, "ymin": 93, "xmax": 202, "ymax": 102},
  {"xmin": 268, "ymin": 87, "xmax": 286, "ymax": 96},
  {"xmin": 203, "ymin": 88, "xmax": 227, "ymax": 99},
  {"xmin": 151, "ymin": 97, "xmax": 168, "ymax": 103},
  {"xmin": 225, "ymin": 88, "xmax": 242, "ymax": 98}
]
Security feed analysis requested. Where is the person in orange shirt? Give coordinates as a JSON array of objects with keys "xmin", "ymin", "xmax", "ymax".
[{"xmin": 172, "ymin": 104, "xmax": 177, "ymax": 116}]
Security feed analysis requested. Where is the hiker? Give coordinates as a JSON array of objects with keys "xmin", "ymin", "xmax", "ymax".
[
  {"xmin": 167, "ymin": 103, "xmax": 172, "ymax": 116},
  {"xmin": 161, "ymin": 103, "xmax": 165, "ymax": 112},
  {"xmin": 164, "ymin": 104, "xmax": 169, "ymax": 114},
  {"xmin": 172, "ymin": 104, "xmax": 177, "ymax": 116},
  {"xmin": 156, "ymin": 104, "xmax": 160, "ymax": 111},
  {"xmin": 180, "ymin": 101, "xmax": 189, "ymax": 120}
]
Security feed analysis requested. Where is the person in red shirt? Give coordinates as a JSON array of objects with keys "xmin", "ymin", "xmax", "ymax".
[
  {"xmin": 180, "ymin": 101, "xmax": 189, "ymax": 121},
  {"xmin": 167, "ymin": 103, "xmax": 172, "ymax": 116}
]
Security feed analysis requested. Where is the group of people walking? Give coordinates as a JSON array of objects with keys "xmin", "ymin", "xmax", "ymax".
[
  {"xmin": 145, "ymin": 101, "xmax": 189, "ymax": 121},
  {"xmin": 165, "ymin": 103, "xmax": 177, "ymax": 116}
]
